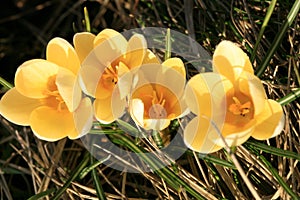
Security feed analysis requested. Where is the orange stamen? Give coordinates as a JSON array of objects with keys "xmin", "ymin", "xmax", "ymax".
[{"xmin": 229, "ymin": 97, "xmax": 251, "ymax": 117}]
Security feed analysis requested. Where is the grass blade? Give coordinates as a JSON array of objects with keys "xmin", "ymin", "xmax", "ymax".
[
  {"xmin": 52, "ymin": 153, "xmax": 90, "ymax": 200},
  {"xmin": 108, "ymin": 133, "xmax": 207, "ymax": 199},
  {"xmin": 91, "ymin": 155, "xmax": 107, "ymax": 200},
  {"xmin": 0, "ymin": 77, "xmax": 13, "ymax": 90},
  {"xmin": 256, "ymin": 0, "xmax": 300, "ymax": 77},
  {"xmin": 84, "ymin": 7, "xmax": 91, "ymax": 32},
  {"xmin": 164, "ymin": 28, "xmax": 171, "ymax": 60},
  {"xmin": 199, "ymin": 153, "xmax": 236, "ymax": 169},
  {"xmin": 247, "ymin": 146, "xmax": 299, "ymax": 199},
  {"xmin": 244, "ymin": 140, "xmax": 300, "ymax": 161},
  {"xmin": 92, "ymin": 167, "xmax": 106, "ymax": 200},
  {"xmin": 250, "ymin": 0, "xmax": 277, "ymax": 62},
  {"xmin": 79, "ymin": 155, "xmax": 111, "ymax": 179},
  {"xmin": 260, "ymin": 156, "xmax": 298, "ymax": 199},
  {"xmin": 277, "ymin": 88, "xmax": 300, "ymax": 106},
  {"xmin": 27, "ymin": 188, "xmax": 56, "ymax": 200}
]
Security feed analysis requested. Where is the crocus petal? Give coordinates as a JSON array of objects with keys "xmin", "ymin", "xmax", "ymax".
[
  {"xmin": 117, "ymin": 61, "xmax": 130, "ymax": 77},
  {"xmin": 56, "ymin": 67, "xmax": 81, "ymax": 112},
  {"xmin": 93, "ymin": 36, "xmax": 124, "ymax": 69},
  {"xmin": 0, "ymin": 88, "xmax": 43, "ymax": 126},
  {"xmin": 238, "ymin": 72, "xmax": 266, "ymax": 116},
  {"xmin": 79, "ymin": 49, "xmax": 107, "ymax": 98},
  {"xmin": 252, "ymin": 99, "xmax": 284, "ymax": 140},
  {"xmin": 162, "ymin": 57, "xmax": 186, "ymax": 78},
  {"xmin": 143, "ymin": 118, "xmax": 170, "ymax": 130},
  {"xmin": 95, "ymin": 82, "xmax": 113, "ymax": 100},
  {"xmin": 213, "ymin": 40, "xmax": 254, "ymax": 83},
  {"xmin": 134, "ymin": 64, "xmax": 161, "ymax": 86},
  {"xmin": 30, "ymin": 107, "xmax": 75, "ymax": 141},
  {"xmin": 174, "ymin": 98, "xmax": 189, "ymax": 118},
  {"xmin": 124, "ymin": 34, "xmax": 147, "ymax": 70},
  {"xmin": 153, "ymin": 83, "xmax": 184, "ymax": 118},
  {"xmin": 73, "ymin": 32, "xmax": 96, "ymax": 63},
  {"xmin": 130, "ymin": 98, "xmax": 145, "ymax": 128},
  {"xmin": 94, "ymin": 29, "xmax": 127, "ymax": 53},
  {"xmin": 71, "ymin": 97, "xmax": 93, "ymax": 139},
  {"xmin": 117, "ymin": 62, "xmax": 133, "ymax": 99},
  {"xmin": 183, "ymin": 116, "xmax": 223, "ymax": 154},
  {"xmin": 156, "ymin": 64, "xmax": 186, "ymax": 97},
  {"xmin": 184, "ymin": 73, "xmax": 232, "ymax": 125},
  {"xmin": 94, "ymin": 91, "xmax": 126, "ymax": 124},
  {"xmin": 15, "ymin": 59, "xmax": 58, "ymax": 98},
  {"xmin": 46, "ymin": 37, "xmax": 80, "ymax": 75},
  {"xmin": 213, "ymin": 119, "xmax": 256, "ymax": 147},
  {"xmin": 184, "ymin": 75, "xmax": 207, "ymax": 115},
  {"xmin": 131, "ymin": 68, "xmax": 186, "ymax": 120},
  {"xmin": 142, "ymin": 49, "xmax": 160, "ymax": 64}
]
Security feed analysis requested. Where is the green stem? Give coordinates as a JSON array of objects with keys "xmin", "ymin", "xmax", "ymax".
[
  {"xmin": 277, "ymin": 88, "xmax": 300, "ymax": 106},
  {"xmin": 256, "ymin": 0, "xmax": 300, "ymax": 77},
  {"xmin": 152, "ymin": 130, "xmax": 164, "ymax": 148}
]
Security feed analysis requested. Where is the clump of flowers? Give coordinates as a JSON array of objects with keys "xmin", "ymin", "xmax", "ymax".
[
  {"xmin": 0, "ymin": 28, "xmax": 285, "ymax": 150},
  {"xmin": 183, "ymin": 40, "xmax": 285, "ymax": 153},
  {"xmin": 0, "ymin": 37, "xmax": 93, "ymax": 141}
]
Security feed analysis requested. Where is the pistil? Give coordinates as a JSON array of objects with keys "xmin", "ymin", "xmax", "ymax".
[
  {"xmin": 229, "ymin": 97, "xmax": 251, "ymax": 117},
  {"xmin": 149, "ymin": 90, "xmax": 167, "ymax": 118},
  {"xmin": 103, "ymin": 65, "xmax": 118, "ymax": 84}
]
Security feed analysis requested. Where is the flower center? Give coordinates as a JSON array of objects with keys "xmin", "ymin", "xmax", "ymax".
[
  {"xmin": 228, "ymin": 96, "xmax": 251, "ymax": 117},
  {"xmin": 148, "ymin": 90, "xmax": 167, "ymax": 119},
  {"xmin": 43, "ymin": 75, "xmax": 67, "ymax": 112},
  {"xmin": 102, "ymin": 65, "xmax": 118, "ymax": 87},
  {"xmin": 132, "ymin": 84, "xmax": 180, "ymax": 120}
]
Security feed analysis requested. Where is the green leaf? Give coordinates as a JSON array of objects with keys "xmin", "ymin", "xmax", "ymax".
[
  {"xmin": 244, "ymin": 140, "xmax": 300, "ymax": 161},
  {"xmin": 198, "ymin": 153, "xmax": 236, "ymax": 169},
  {"xmin": 79, "ymin": 155, "xmax": 111, "ymax": 179},
  {"xmin": 52, "ymin": 153, "xmax": 90, "ymax": 200},
  {"xmin": 261, "ymin": 157, "xmax": 299, "ymax": 199},
  {"xmin": 108, "ymin": 133, "xmax": 207, "ymax": 199},
  {"xmin": 91, "ymin": 155, "xmax": 107, "ymax": 200},
  {"xmin": 250, "ymin": 0, "xmax": 277, "ymax": 62},
  {"xmin": 277, "ymin": 88, "xmax": 300, "ymax": 106},
  {"xmin": 0, "ymin": 77, "xmax": 13, "ymax": 90},
  {"xmin": 164, "ymin": 28, "xmax": 171, "ymax": 61},
  {"xmin": 84, "ymin": 7, "xmax": 91, "ymax": 33},
  {"xmin": 247, "ymin": 146, "xmax": 299, "ymax": 199},
  {"xmin": 116, "ymin": 119, "xmax": 140, "ymax": 137},
  {"xmin": 256, "ymin": 0, "xmax": 300, "ymax": 77},
  {"xmin": 27, "ymin": 188, "xmax": 55, "ymax": 200}
]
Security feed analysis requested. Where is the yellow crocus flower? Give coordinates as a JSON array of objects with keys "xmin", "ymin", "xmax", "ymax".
[
  {"xmin": 129, "ymin": 58, "xmax": 188, "ymax": 130},
  {"xmin": 184, "ymin": 40, "xmax": 285, "ymax": 153},
  {"xmin": 0, "ymin": 38, "xmax": 93, "ymax": 141},
  {"xmin": 75, "ymin": 29, "xmax": 148, "ymax": 124}
]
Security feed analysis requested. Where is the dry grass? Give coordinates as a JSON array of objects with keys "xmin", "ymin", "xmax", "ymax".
[{"xmin": 0, "ymin": 0, "xmax": 299, "ymax": 199}]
